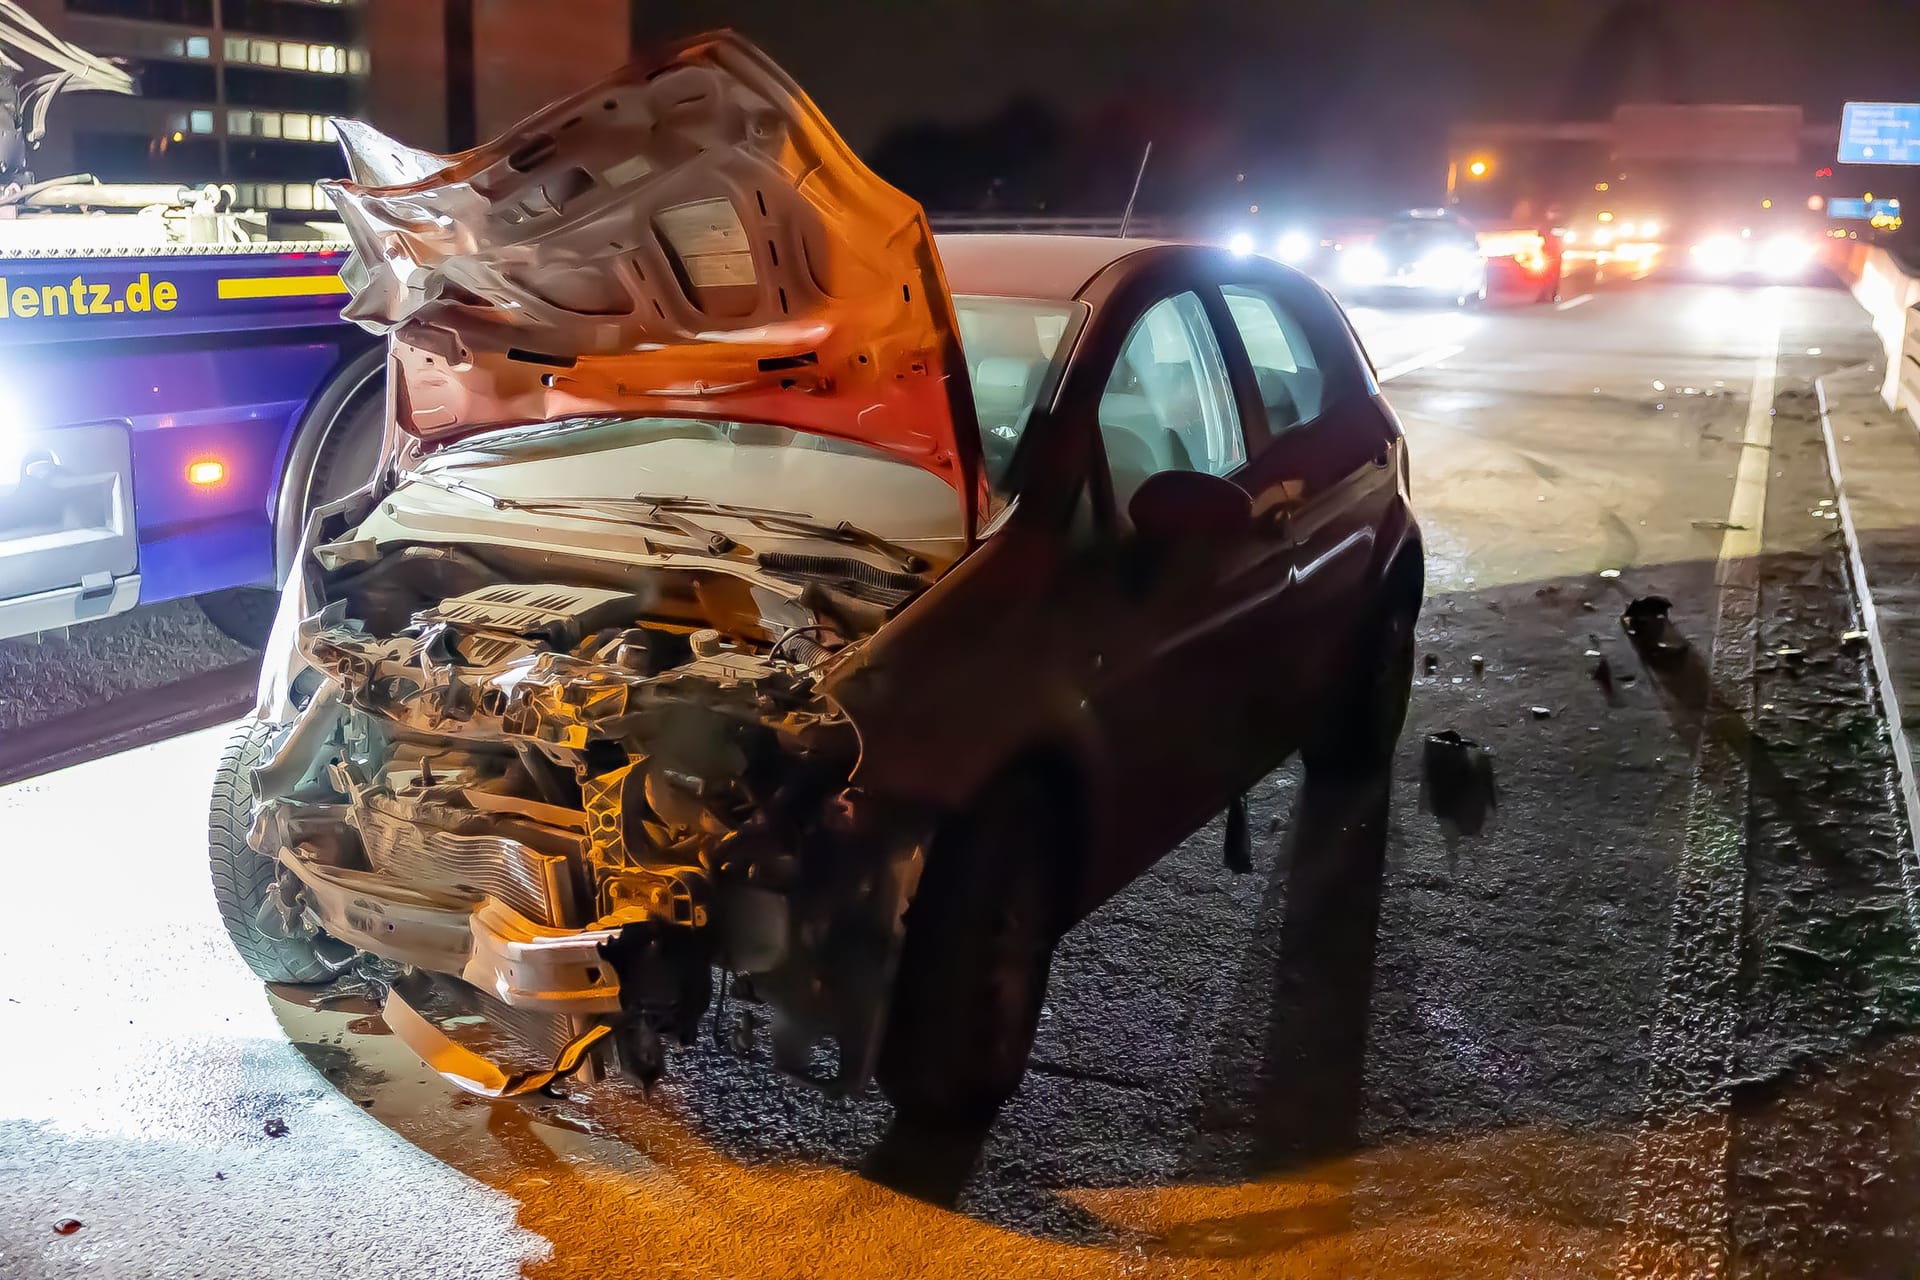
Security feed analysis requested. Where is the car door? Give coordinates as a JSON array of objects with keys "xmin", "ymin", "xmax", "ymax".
[
  {"xmin": 1078, "ymin": 286, "xmax": 1302, "ymax": 890},
  {"xmin": 1215, "ymin": 275, "xmax": 1400, "ymax": 725}
]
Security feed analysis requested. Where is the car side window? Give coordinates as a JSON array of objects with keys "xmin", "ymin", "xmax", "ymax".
[
  {"xmin": 1221, "ymin": 285, "xmax": 1323, "ymax": 432},
  {"xmin": 1097, "ymin": 291, "xmax": 1243, "ymax": 510}
]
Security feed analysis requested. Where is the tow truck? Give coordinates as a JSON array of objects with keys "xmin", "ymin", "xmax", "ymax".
[{"xmin": 0, "ymin": 0, "xmax": 379, "ymax": 644}]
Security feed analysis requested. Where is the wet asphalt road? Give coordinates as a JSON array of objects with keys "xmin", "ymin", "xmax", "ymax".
[{"xmin": 5, "ymin": 272, "xmax": 1919, "ymax": 1278}]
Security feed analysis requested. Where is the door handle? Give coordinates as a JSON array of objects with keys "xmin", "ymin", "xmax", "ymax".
[
  {"xmin": 1371, "ymin": 448, "xmax": 1392, "ymax": 469},
  {"xmin": 1259, "ymin": 507, "xmax": 1293, "ymax": 541}
]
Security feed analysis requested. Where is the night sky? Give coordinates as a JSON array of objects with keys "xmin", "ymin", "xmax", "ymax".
[{"xmin": 640, "ymin": 1, "xmax": 1920, "ymax": 215}]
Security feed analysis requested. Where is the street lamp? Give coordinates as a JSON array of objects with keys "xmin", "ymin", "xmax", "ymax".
[{"xmin": 1467, "ymin": 158, "xmax": 1491, "ymax": 179}]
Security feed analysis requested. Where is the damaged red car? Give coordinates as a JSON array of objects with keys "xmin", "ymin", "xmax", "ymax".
[{"xmin": 207, "ymin": 33, "xmax": 1424, "ymax": 1123}]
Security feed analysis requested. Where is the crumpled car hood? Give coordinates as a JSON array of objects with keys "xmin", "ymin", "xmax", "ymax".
[{"xmin": 321, "ymin": 31, "xmax": 985, "ymax": 535}]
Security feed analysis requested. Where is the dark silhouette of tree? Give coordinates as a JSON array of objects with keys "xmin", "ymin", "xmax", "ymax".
[
  {"xmin": 1562, "ymin": 0, "xmax": 1681, "ymax": 120},
  {"xmin": 868, "ymin": 96, "xmax": 1065, "ymax": 213}
]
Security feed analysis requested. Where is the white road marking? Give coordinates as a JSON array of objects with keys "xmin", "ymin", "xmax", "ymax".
[
  {"xmin": 1554, "ymin": 292, "xmax": 1594, "ymax": 311},
  {"xmin": 1619, "ymin": 309, "xmax": 1779, "ymax": 1276},
  {"xmin": 1376, "ymin": 344, "xmax": 1464, "ymax": 383}
]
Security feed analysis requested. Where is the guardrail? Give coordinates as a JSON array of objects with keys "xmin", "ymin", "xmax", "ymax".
[{"xmin": 927, "ymin": 213, "xmax": 1176, "ymax": 239}]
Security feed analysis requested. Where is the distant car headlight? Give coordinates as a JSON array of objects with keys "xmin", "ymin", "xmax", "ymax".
[
  {"xmin": 1276, "ymin": 230, "xmax": 1313, "ymax": 264},
  {"xmin": 1616, "ymin": 220, "xmax": 1637, "ymax": 238},
  {"xmin": 1640, "ymin": 219, "xmax": 1662, "ymax": 239},
  {"xmin": 1759, "ymin": 235, "xmax": 1815, "ymax": 278},
  {"xmin": 1340, "ymin": 245, "xmax": 1388, "ymax": 283},
  {"xmin": 1691, "ymin": 235, "xmax": 1744, "ymax": 277},
  {"xmin": 1592, "ymin": 225, "xmax": 1615, "ymax": 247},
  {"xmin": 1227, "ymin": 231, "xmax": 1256, "ymax": 256}
]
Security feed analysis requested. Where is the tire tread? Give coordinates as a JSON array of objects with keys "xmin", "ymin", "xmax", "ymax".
[{"xmin": 208, "ymin": 720, "xmax": 338, "ymax": 983}]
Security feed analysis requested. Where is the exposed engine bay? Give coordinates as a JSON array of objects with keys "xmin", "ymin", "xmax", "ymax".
[
  {"xmin": 235, "ymin": 30, "xmax": 989, "ymax": 1099},
  {"xmin": 251, "ymin": 528, "xmax": 930, "ymax": 1096}
]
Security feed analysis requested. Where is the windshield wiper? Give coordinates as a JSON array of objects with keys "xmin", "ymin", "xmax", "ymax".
[
  {"xmin": 626, "ymin": 495, "xmax": 928, "ymax": 574},
  {"xmin": 398, "ymin": 470, "xmax": 735, "ymax": 555}
]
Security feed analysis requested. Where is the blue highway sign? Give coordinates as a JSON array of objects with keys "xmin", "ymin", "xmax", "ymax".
[{"xmin": 1841, "ymin": 102, "xmax": 1920, "ymax": 165}]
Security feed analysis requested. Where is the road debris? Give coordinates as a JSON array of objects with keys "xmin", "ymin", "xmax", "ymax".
[
  {"xmin": 1691, "ymin": 519, "xmax": 1747, "ymax": 531},
  {"xmin": 1841, "ymin": 629, "xmax": 1869, "ymax": 650},
  {"xmin": 1599, "ymin": 568, "xmax": 1622, "ymax": 579},
  {"xmin": 1470, "ymin": 654, "xmax": 1486, "ymax": 676},
  {"xmin": 1423, "ymin": 652, "xmax": 1439, "ymax": 675},
  {"xmin": 1621, "ymin": 595, "xmax": 1689, "ymax": 668},
  {"xmin": 52, "ymin": 1219, "xmax": 82, "ymax": 1236},
  {"xmin": 1420, "ymin": 730, "xmax": 1497, "ymax": 836},
  {"xmin": 262, "ymin": 1117, "xmax": 289, "ymax": 1138},
  {"xmin": 1530, "ymin": 705, "xmax": 1554, "ymax": 720}
]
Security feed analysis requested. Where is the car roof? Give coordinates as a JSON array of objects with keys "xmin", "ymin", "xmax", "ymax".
[{"xmin": 933, "ymin": 233, "xmax": 1174, "ymax": 302}]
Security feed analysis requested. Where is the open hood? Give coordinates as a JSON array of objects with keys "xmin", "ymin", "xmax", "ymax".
[{"xmin": 321, "ymin": 32, "xmax": 985, "ymax": 535}]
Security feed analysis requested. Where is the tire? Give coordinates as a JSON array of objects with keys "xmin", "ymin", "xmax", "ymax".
[
  {"xmin": 208, "ymin": 719, "xmax": 350, "ymax": 983},
  {"xmin": 1305, "ymin": 573, "xmax": 1420, "ymax": 776},
  {"xmin": 197, "ymin": 356, "xmax": 385, "ymax": 649},
  {"xmin": 197, "ymin": 587, "xmax": 281, "ymax": 648},
  {"xmin": 877, "ymin": 775, "xmax": 1064, "ymax": 1126}
]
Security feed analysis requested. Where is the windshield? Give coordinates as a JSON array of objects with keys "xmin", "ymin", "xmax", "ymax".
[
  {"xmin": 414, "ymin": 416, "xmax": 965, "ymax": 546},
  {"xmin": 952, "ymin": 295, "xmax": 1081, "ymax": 492},
  {"xmin": 419, "ymin": 293, "xmax": 1081, "ymax": 528}
]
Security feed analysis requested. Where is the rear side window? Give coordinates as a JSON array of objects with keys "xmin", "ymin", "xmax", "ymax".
[
  {"xmin": 1097, "ymin": 291, "xmax": 1243, "ymax": 506},
  {"xmin": 1221, "ymin": 285, "xmax": 1323, "ymax": 431}
]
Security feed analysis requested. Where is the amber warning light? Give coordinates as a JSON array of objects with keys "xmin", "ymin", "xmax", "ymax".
[{"xmin": 187, "ymin": 459, "xmax": 227, "ymax": 486}]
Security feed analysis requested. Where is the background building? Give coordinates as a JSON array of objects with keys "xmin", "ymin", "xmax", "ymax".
[{"xmin": 16, "ymin": 0, "xmax": 630, "ymax": 210}]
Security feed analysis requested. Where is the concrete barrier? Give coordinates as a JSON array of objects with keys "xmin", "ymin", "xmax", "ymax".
[{"xmin": 1845, "ymin": 246, "xmax": 1920, "ymax": 421}]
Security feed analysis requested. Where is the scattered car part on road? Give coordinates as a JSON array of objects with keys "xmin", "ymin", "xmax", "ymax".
[{"xmin": 1420, "ymin": 730, "xmax": 1496, "ymax": 836}]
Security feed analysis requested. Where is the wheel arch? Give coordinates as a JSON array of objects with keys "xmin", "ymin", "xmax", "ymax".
[
  {"xmin": 270, "ymin": 340, "xmax": 387, "ymax": 586},
  {"xmin": 1386, "ymin": 531, "xmax": 1425, "ymax": 605}
]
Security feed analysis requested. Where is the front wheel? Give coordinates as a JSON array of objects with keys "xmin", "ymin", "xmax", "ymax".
[
  {"xmin": 208, "ymin": 719, "xmax": 351, "ymax": 983},
  {"xmin": 877, "ymin": 775, "xmax": 1063, "ymax": 1126},
  {"xmin": 1305, "ymin": 584, "xmax": 1419, "ymax": 777}
]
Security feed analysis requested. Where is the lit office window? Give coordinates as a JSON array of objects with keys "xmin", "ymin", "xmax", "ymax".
[
  {"xmin": 232, "ymin": 182, "xmax": 331, "ymax": 212},
  {"xmin": 189, "ymin": 109, "xmax": 214, "ymax": 134},
  {"xmin": 219, "ymin": 36, "xmax": 359, "ymax": 77},
  {"xmin": 230, "ymin": 111, "xmax": 338, "ymax": 144},
  {"xmin": 185, "ymin": 36, "xmax": 210, "ymax": 59}
]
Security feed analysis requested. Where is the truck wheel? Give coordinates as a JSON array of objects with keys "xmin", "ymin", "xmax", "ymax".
[
  {"xmin": 198, "ymin": 349, "xmax": 384, "ymax": 648},
  {"xmin": 877, "ymin": 775, "xmax": 1062, "ymax": 1127},
  {"xmin": 1305, "ymin": 572, "xmax": 1420, "ymax": 777},
  {"xmin": 208, "ymin": 719, "xmax": 350, "ymax": 983}
]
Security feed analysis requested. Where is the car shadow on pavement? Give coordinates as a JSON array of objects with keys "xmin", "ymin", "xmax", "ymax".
[
  {"xmin": 1179, "ymin": 768, "xmax": 1391, "ymax": 1185},
  {"xmin": 859, "ymin": 768, "xmax": 1391, "ymax": 1225}
]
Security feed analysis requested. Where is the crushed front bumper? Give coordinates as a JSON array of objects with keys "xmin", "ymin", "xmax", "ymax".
[{"xmin": 278, "ymin": 842, "xmax": 624, "ymax": 1016}]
